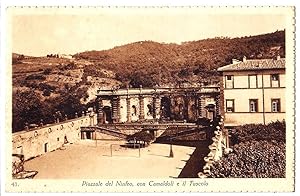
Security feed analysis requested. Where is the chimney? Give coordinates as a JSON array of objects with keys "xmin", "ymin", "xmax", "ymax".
[
  {"xmin": 276, "ymin": 55, "xmax": 281, "ymax": 60},
  {"xmin": 242, "ymin": 56, "xmax": 247, "ymax": 62}
]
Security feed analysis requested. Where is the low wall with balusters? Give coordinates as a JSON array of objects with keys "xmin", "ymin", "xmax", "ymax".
[
  {"xmin": 198, "ymin": 116, "xmax": 231, "ymax": 178},
  {"xmin": 12, "ymin": 113, "xmax": 97, "ymax": 161}
]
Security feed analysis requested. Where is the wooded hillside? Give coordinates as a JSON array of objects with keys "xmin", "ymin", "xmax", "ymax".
[
  {"xmin": 74, "ymin": 30, "xmax": 285, "ymax": 87},
  {"xmin": 12, "ymin": 30, "xmax": 285, "ymax": 132}
]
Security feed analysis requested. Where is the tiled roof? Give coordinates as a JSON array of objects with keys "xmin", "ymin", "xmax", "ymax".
[{"xmin": 217, "ymin": 58, "xmax": 285, "ymax": 72}]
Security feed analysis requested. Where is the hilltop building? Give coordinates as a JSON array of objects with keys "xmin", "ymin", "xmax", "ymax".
[{"xmin": 217, "ymin": 56, "xmax": 285, "ymax": 128}]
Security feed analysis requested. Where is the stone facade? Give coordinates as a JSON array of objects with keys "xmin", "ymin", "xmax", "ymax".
[{"xmin": 95, "ymin": 87, "xmax": 220, "ymax": 124}]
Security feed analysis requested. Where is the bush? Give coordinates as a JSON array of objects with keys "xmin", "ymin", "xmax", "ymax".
[
  {"xmin": 208, "ymin": 121, "xmax": 286, "ymax": 178},
  {"xmin": 209, "ymin": 140, "xmax": 285, "ymax": 178},
  {"xmin": 25, "ymin": 74, "xmax": 46, "ymax": 80},
  {"xmin": 60, "ymin": 62, "xmax": 76, "ymax": 71},
  {"xmin": 43, "ymin": 68, "xmax": 52, "ymax": 75},
  {"xmin": 43, "ymin": 89, "xmax": 51, "ymax": 96},
  {"xmin": 231, "ymin": 121, "xmax": 286, "ymax": 144},
  {"xmin": 38, "ymin": 83, "xmax": 56, "ymax": 91},
  {"xmin": 127, "ymin": 131, "xmax": 155, "ymax": 145},
  {"xmin": 128, "ymin": 71, "xmax": 158, "ymax": 87}
]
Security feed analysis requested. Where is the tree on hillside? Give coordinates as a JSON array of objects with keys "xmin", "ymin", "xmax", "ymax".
[
  {"xmin": 129, "ymin": 71, "xmax": 158, "ymax": 87},
  {"xmin": 74, "ymin": 30, "xmax": 285, "ymax": 87},
  {"xmin": 13, "ymin": 90, "xmax": 49, "ymax": 131}
]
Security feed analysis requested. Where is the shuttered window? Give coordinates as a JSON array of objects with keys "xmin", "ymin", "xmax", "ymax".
[
  {"xmin": 249, "ymin": 74, "xmax": 257, "ymax": 88},
  {"xmin": 226, "ymin": 99, "xmax": 234, "ymax": 112},
  {"xmin": 225, "ymin": 75, "xmax": 234, "ymax": 88}
]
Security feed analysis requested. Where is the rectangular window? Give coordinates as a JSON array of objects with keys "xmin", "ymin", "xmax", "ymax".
[
  {"xmin": 248, "ymin": 74, "xmax": 257, "ymax": 88},
  {"xmin": 271, "ymin": 74, "xmax": 280, "ymax": 87},
  {"xmin": 226, "ymin": 99, "xmax": 235, "ymax": 112},
  {"xmin": 249, "ymin": 99, "xmax": 258, "ymax": 112},
  {"xmin": 225, "ymin": 75, "xmax": 234, "ymax": 88},
  {"xmin": 226, "ymin": 75, "xmax": 232, "ymax": 80},
  {"xmin": 271, "ymin": 99, "xmax": 281, "ymax": 112},
  {"xmin": 44, "ymin": 143, "xmax": 48, "ymax": 153}
]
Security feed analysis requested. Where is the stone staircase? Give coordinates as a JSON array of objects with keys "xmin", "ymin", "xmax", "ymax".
[{"xmin": 81, "ymin": 126, "xmax": 128, "ymax": 139}]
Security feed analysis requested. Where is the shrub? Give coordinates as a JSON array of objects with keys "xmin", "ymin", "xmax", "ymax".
[
  {"xmin": 208, "ymin": 121, "xmax": 286, "ymax": 178},
  {"xmin": 38, "ymin": 83, "xmax": 56, "ymax": 91},
  {"xmin": 209, "ymin": 140, "xmax": 285, "ymax": 178},
  {"xmin": 43, "ymin": 89, "xmax": 51, "ymax": 96},
  {"xmin": 43, "ymin": 68, "xmax": 52, "ymax": 75},
  {"xmin": 25, "ymin": 74, "xmax": 46, "ymax": 80},
  {"xmin": 231, "ymin": 121, "xmax": 286, "ymax": 144},
  {"xmin": 127, "ymin": 131, "xmax": 155, "ymax": 145}
]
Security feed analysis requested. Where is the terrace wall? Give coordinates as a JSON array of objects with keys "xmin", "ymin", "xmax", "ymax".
[{"xmin": 12, "ymin": 114, "xmax": 97, "ymax": 161}]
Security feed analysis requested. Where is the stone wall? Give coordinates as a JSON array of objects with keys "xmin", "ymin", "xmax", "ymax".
[{"xmin": 12, "ymin": 114, "xmax": 97, "ymax": 161}]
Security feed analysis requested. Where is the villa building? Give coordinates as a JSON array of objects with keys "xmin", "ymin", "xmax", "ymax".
[{"xmin": 217, "ymin": 56, "xmax": 285, "ymax": 128}]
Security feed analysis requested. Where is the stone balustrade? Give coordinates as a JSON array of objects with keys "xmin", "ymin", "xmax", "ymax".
[{"xmin": 198, "ymin": 116, "xmax": 231, "ymax": 178}]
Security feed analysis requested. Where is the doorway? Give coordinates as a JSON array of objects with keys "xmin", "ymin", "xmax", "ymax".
[
  {"xmin": 103, "ymin": 106, "xmax": 113, "ymax": 123},
  {"xmin": 161, "ymin": 97, "xmax": 171, "ymax": 120},
  {"xmin": 86, "ymin": 132, "xmax": 92, "ymax": 139}
]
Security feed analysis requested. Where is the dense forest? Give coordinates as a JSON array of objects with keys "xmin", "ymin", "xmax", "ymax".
[
  {"xmin": 12, "ymin": 30, "xmax": 285, "ymax": 132},
  {"xmin": 75, "ymin": 30, "xmax": 285, "ymax": 87}
]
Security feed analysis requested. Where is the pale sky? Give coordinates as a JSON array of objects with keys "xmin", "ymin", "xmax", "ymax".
[{"xmin": 12, "ymin": 13, "xmax": 286, "ymax": 56}]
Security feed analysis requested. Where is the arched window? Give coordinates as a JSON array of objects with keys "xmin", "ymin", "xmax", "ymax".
[
  {"xmin": 147, "ymin": 104, "xmax": 153, "ymax": 116},
  {"xmin": 132, "ymin": 105, "xmax": 137, "ymax": 116},
  {"xmin": 178, "ymin": 103, "xmax": 184, "ymax": 115}
]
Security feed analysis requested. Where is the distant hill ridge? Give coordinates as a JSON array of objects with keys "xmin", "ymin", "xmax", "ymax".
[{"xmin": 73, "ymin": 30, "xmax": 285, "ymax": 87}]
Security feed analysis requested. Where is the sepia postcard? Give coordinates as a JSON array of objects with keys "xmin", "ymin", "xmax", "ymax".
[{"xmin": 3, "ymin": 6, "xmax": 295, "ymax": 192}]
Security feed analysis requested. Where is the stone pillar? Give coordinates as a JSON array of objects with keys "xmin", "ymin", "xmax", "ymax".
[
  {"xmin": 153, "ymin": 96, "xmax": 161, "ymax": 120},
  {"xmin": 139, "ymin": 96, "xmax": 145, "ymax": 120},
  {"xmin": 96, "ymin": 97, "xmax": 104, "ymax": 124},
  {"xmin": 83, "ymin": 132, "xmax": 87, "ymax": 139},
  {"xmin": 89, "ymin": 112, "xmax": 94, "ymax": 126},
  {"xmin": 183, "ymin": 95, "xmax": 189, "ymax": 121},
  {"xmin": 126, "ymin": 97, "xmax": 131, "ymax": 122},
  {"xmin": 194, "ymin": 96, "xmax": 199, "ymax": 118},
  {"xmin": 111, "ymin": 96, "xmax": 120, "ymax": 123},
  {"xmin": 117, "ymin": 98, "xmax": 121, "ymax": 123},
  {"xmin": 199, "ymin": 95, "xmax": 206, "ymax": 118},
  {"xmin": 215, "ymin": 94, "xmax": 220, "ymax": 116}
]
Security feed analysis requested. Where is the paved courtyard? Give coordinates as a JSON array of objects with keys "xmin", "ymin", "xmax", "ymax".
[{"xmin": 24, "ymin": 140, "xmax": 195, "ymax": 179}]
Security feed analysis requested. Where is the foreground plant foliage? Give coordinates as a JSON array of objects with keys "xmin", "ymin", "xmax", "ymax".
[
  {"xmin": 231, "ymin": 121, "xmax": 286, "ymax": 144},
  {"xmin": 209, "ymin": 121, "xmax": 286, "ymax": 178}
]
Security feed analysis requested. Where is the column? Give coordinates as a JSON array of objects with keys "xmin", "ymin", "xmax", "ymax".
[
  {"xmin": 139, "ymin": 96, "xmax": 145, "ymax": 120},
  {"xmin": 199, "ymin": 95, "xmax": 206, "ymax": 118},
  {"xmin": 169, "ymin": 95, "xmax": 174, "ymax": 120},
  {"xmin": 96, "ymin": 97, "xmax": 104, "ymax": 124},
  {"xmin": 126, "ymin": 97, "xmax": 131, "ymax": 122},
  {"xmin": 194, "ymin": 95, "xmax": 199, "ymax": 118},
  {"xmin": 215, "ymin": 94, "xmax": 220, "ymax": 116},
  {"xmin": 153, "ymin": 96, "xmax": 161, "ymax": 120},
  {"xmin": 111, "ymin": 96, "xmax": 120, "ymax": 123},
  {"xmin": 183, "ymin": 94, "xmax": 189, "ymax": 121}
]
